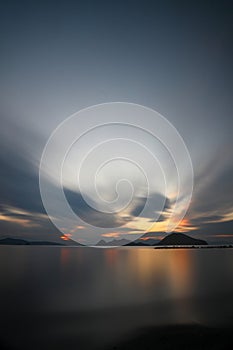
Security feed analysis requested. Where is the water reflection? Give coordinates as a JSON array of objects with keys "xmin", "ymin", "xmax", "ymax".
[
  {"xmin": 56, "ymin": 247, "xmax": 233, "ymax": 321},
  {"xmin": 0, "ymin": 247, "xmax": 233, "ymax": 350}
]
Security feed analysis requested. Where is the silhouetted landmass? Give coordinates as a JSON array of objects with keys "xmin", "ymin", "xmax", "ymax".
[
  {"xmin": 154, "ymin": 245, "xmax": 233, "ymax": 249},
  {"xmin": 126, "ymin": 232, "xmax": 208, "ymax": 246},
  {"xmin": 0, "ymin": 238, "xmax": 29, "ymax": 245},
  {"xmin": 0, "ymin": 237, "xmax": 85, "ymax": 246},
  {"xmin": 96, "ymin": 238, "xmax": 130, "ymax": 246},
  {"xmin": 29, "ymin": 241, "xmax": 64, "ymax": 246},
  {"xmin": 0, "ymin": 238, "xmax": 64, "ymax": 246},
  {"xmin": 96, "ymin": 239, "xmax": 108, "ymax": 246},
  {"xmin": 3, "ymin": 235, "xmax": 231, "ymax": 248},
  {"xmin": 126, "ymin": 241, "xmax": 150, "ymax": 246},
  {"xmin": 157, "ymin": 232, "xmax": 208, "ymax": 246}
]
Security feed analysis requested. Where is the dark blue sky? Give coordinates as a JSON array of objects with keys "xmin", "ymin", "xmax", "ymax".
[{"xmin": 0, "ymin": 0, "xmax": 233, "ymax": 244}]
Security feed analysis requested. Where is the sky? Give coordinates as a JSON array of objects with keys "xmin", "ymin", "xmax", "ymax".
[{"xmin": 0, "ymin": 0, "xmax": 233, "ymax": 245}]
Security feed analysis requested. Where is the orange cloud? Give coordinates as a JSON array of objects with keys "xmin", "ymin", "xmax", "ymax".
[
  {"xmin": 174, "ymin": 218, "xmax": 199, "ymax": 233},
  {"xmin": 147, "ymin": 221, "xmax": 167, "ymax": 232},
  {"xmin": 140, "ymin": 235, "xmax": 164, "ymax": 241},
  {"xmin": 3, "ymin": 205, "xmax": 49, "ymax": 220},
  {"xmin": 101, "ymin": 232, "xmax": 120, "ymax": 238},
  {"xmin": 63, "ymin": 225, "xmax": 86, "ymax": 234},
  {"xmin": 0, "ymin": 214, "xmax": 39, "ymax": 228},
  {"xmin": 60, "ymin": 234, "xmax": 72, "ymax": 241}
]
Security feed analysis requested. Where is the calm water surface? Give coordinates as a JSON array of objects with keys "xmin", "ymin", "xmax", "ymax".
[{"xmin": 0, "ymin": 247, "xmax": 233, "ymax": 349}]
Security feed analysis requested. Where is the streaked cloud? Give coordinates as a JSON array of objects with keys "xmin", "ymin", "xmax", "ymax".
[{"xmin": 0, "ymin": 1, "xmax": 232, "ymax": 244}]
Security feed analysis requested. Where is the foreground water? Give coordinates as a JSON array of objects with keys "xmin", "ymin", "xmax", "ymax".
[{"xmin": 0, "ymin": 247, "xmax": 233, "ymax": 349}]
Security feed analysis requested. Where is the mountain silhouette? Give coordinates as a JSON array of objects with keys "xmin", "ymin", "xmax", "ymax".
[
  {"xmin": 0, "ymin": 238, "xmax": 30, "ymax": 245},
  {"xmin": 0, "ymin": 238, "xmax": 65, "ymax": 246},
  {"xmin": 127, "ymin": 232, "xmax": 207, "ymax": 246},
  {"xmin": 126, "ymin": 241, "xmax": 150, "ymax": 246},
  {"xmin": 157, "ymin": 232, "xmax": 207, "ymax": 246},
  {"xmin": 0, "ymin": 237, "xmax": 83, "ymax": 246},
  {"xmin": 96, "ymin": 238, "xmax": 130, "ymax": 246}
]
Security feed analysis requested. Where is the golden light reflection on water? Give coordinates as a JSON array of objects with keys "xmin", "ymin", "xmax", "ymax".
[
  {"xmin": 57, "ymin": 246, "xmax": 230, "ymax": 326},
  {"xmin": 102, "ymin": 248, "xmax": 194, "ymax": 302},
  {"xmin": 59, "ymin": 248, "xmax": 194, "ymax": 303},
  {"xmin": 104, "ymin": 247, "xmax": 119, "ymax": 266},
  {"xmin": 58, "ymin": 247, "xmax": 195, "ymax": 313},
  {"xmin": 1, "ymin": 246, "xmax": 233, "ymax": 330},
  {"xmin": 102, "ymin": 248, "xmax": 195, "ymax": 323}
]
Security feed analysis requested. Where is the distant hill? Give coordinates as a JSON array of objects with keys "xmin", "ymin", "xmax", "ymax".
[
  {"xmin": 126, "ymin": 241, "xmax": 150, "ymax": 246},
  {"xmin": 0, "ymin": 238, "xmax": 64, "ymax": 246},
  {"xmin": 0, "ymin": 238, "xmax": 30, "ymax": 245},
  {"xmin": 126, "ymin": 232, "xmax": 208, "ymax": 246},
  {"xmin": 157, "ymin": 232, "xmax": 207, "ymax": 246},
  {"xmin": 96, "ymin": 238, "xmax": 130, "ymax": 246},
  {"xmin": 0, "ymin": 236, "xmax": 84, "ymax": 246},
  {"xmin": 0, "ymin": 233, "xmax": 207, "ymax": 247}
]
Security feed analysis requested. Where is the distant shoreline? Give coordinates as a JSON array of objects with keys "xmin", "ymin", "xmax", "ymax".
[
  {"xmin": 153, "ymin": 245, "xmax": 233, "ymax": 249},
  {"xmin": 0, "ymin": 242, "xmax": 232, "ymax": 249}
]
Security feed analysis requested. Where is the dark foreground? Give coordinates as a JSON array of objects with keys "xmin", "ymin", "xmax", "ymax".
[
  {"xmin": 1, "ymin": 313, "xmax": 233, "ymax": 350},
  {"xmin": 111, "ymin": 325, "xmax": 233, "ymax": 350},
  {"xmin": 1, "ymin": 246, "xmax": 233, "ymax": 349}
]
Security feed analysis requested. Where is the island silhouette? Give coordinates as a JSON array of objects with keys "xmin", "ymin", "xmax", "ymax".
[
  {"xmin": 4, "ymin": 232, "xmax": 232, "ymax": 247},
  {"xmin": 95, "ymin": 232, "xmax": 208, "ymax": 246}
]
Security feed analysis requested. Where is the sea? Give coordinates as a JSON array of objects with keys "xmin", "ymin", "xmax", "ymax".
[{"xmin": 0, "ymin": 246, "xmax": 233, "ymax": 349}]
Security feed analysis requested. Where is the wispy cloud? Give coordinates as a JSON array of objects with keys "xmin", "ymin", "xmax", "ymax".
[{"xmin": 101, "ymin": 232, "xmax": 121, "ymax": 238}]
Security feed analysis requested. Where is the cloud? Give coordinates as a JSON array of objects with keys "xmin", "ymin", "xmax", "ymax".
[
  {"xmin": 0, "ymin": 122, "xmax": 65, "ymax": 241},
  {"xmin": 0, "ymin": 208, "xmax": 62, "ymax": 241},
  {"xmin": 0, "ymin": 114, "xmax": 232, "ymax": 244},
  {"xmin": 187, "ymin": 152, "xmax": 233, "ymax": 229},
  {"xmin": 129, "ymin": 193, "xmax": 171, "ymax": 220},
  {"xmin": 101, "ymin": 232, "xmax": 120, "ymax": 238},
  {"xmin": 64, "ymin": 188, "xmax": 131, "ymax": 228},
  {"xmin": 0, "ymin": 143, "xmax": 45, "ymax": 215},
  {"xmin": 194, "ymin": 220, "xmax": 233, "ymax": 240}
]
